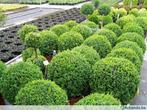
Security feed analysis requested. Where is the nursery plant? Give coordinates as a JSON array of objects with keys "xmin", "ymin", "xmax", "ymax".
[
  {"xmin": 123, "ymin": 0, "xmax": 138, "ymax": 8},
  {"xmin": 64, "ymin": 20, "xmax": 78, "ymax": 29},
  {"xmin": 88, "ymin": 13, "xmax": 102, "ymax": 25},
  {"xmin": 76, "ymin": 93, "xmax": 121, "ymax": 105},
  {"xmin": 0, "ymin": 62, "xmax": 43, "ymax": 104},
  {"xmin": 98, "ymin": 4, "xmax": 111, "ymax": 15},
  {"xmin": 0, "ymin": 61, "xmax": 6, "ymax": 79},
  {"xmin": 15, "ymin": 80, "xmax": 68, "ymax": 105},
  {"xmin": 136, "ymin": 17, "xmax": 147, "ymax": 30},
  {"xmin": 83, "ymin": 35, "xmax": 112, "ymax": 58},
  {"xmin": 129, "ymin": 8, "xmax": 139, "ymax": 16},
  {"xmin": 92, "ymin": 0, "xmax": 100, "ymax": 9},
  {"xmin": 80, "ymin": 3, "xmax": 95, "ymax": 15},
  {"xmin": 48, "ymin": 50, "xmax": 91, "ymax": 98},
  {"xmin": 90, "ymin": 57, "xmax": 140, "ymax": 104}
]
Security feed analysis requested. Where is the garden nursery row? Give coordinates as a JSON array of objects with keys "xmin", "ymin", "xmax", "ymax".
[{"xmin": 0, "ymin": 0, "xmax": 147, "ymax": 106}]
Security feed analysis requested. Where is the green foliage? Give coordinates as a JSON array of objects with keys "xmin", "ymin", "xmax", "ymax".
[
  {"xmin": 113, "ymin": 41, "xmax": 143, "ymax": 62},
  {"xmin": 136, "ymin": 17, "xmax": 147, "ymax": 30},
  {"xmin": 98, "ymin": 4, "xmax": 111, "ymax": 15},
  {"xmin": 15, "ymin": 80, "xmax": 68, "ymax": 105},
  {"xmin": 107, "ymin": 48, "xmax": 141, "ymax": 72},
  {"xmin": 138, "ymin": 8, "xmax": 147, "ymax": 17},
  {"xmin": 76, "ymin": 93, "xmax": 121, "ymax": 105},
  {"xmin": 0, "ymin": 62, "xmax": 43, "ymax": 104},
  {"xmin": 58, "ymin": 31, "xmax": 84, "ymax": 51},
  {"xmin": 64, "ymin": 20, "xmax": 78, "ymax": 29},
  {"xmin": 116, "ymin": 15, "xmax": 136, "ymax": 28},
  {"xmin": 72, "ymin": 45, "xmax": 100, "ymax": 66},
  {"xmin": 48, "ymin": 50, "xmax": 91, "ymax": 98},
  {"xmin": 143, "ymin": 0, "xmax": 147, "ymax": 8},
  {"xmin": 129, "ymin": 8, "xmax": 139, "ymax": 16},
  {"xmin": 96, "ymin": 29, "xmax": 117, "ymax": 47},
  {"xmin": 123, "ymin": 0, "xmax": 138, "ymax": 7},
  {"xmin": 123, "ymin": 22, "xmax": 144, "ymax": 38},
  {"xmin": 18, "ymin": 24, "xmax": 38, "ymax": 42},
  {"xmin": 71, "ymin": 24, "xmax": 92, "ymax": 39},
  {"xmin": 117, "ymin": 32, "xmax": 146, "ymax": 53},
  {"xmin": 50, "ymin": 24, "xmax": 69, "ymax": 36},
  {"xmin": 90, "ymin": 57, "xmax": 140, "ymax": 104},
  {"xmin": 102, "ymin": 15, "xmax": 113, "ymax": 26},
  {"xmin": 39, "ymin": 30, "xmax": 59, "ymax": 56},
  {"xmin": 0, "ymin": 9, "xmax": 6, "ymax": 26},
  {"xmin": 92, "ymin": 0, "xmax": 100, "ymax": 8},
  {"xmin": 80, "ymin": 3, "xmax": 95, "ymax": 15},
  {"xmin": 0, "ymin": 61, "xmax": 6, "ymax": 79},
  {"xmin": 88, "ymin": 13, "xmax": 102, "ymax": 25},
  {"xmin": 83, "ymin": 35, "xmax": 112, "ymax": 58},
  {"xmin": 48, "ymin": 0, "xmax": 85, "ymax": 4},
  {"xmin": 104, "ymin": 23, "xmax": 122, "ymax": 37}
]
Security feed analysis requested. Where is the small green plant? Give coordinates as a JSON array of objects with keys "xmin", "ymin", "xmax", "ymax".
[
  {"xmin": 83, "ymin": 35, "xmax": 112, "ymax": 58},
  {"xmin": 129, "ymin": 8, "xmax": 139, "ymax": 16},
  {"xmin": 0, "ymin": 8, "xmax": 6, "ymax": 27},
  {"xmin": 143, "ymin": 0, "xmax": 147, "ymax": 8},
  {"xmin": 98, "ymin": 4, "xmax": 111, "ymax": 15},
  {"xmin": 80, "ymin": 3, "xmax": 95, "ymax": 15},
  {"xmin": 0, "ymin": 61, "xmax": 6, "ymax": 79},
  {"xmin": 88, "ymin": 13, "xmax": 102, "ymax": 25},
  {"xmin": 136, "ymin": 17, "xmax": 147, "ymax": 30},
  {"xmin": 0, "ymin": 62, "xmax": 43, "ymax": 104},
  {"xmin": 58, "ymin": 31, "xmax": 84, "ymax": 51},
  {"xmin": 48, "ymin": 50, "xmax": 91, "ymax": 98},
  {"xmin": 123, "ymin": 0, "xmax": 138, "ymax": 8},
  {"xmin": 18, "ymin": 24, "xmax": 38, "ymax": 42},
  {"xmin": 90, "ymin": 57, "xmax": 140, "ymax": 104},
  {"xmin": 76, "ymin": 93, "xmax": 121, "ymax": 105},
  {"xmin": 92, "ymin": 0, "xmax": 100, "ymax": 9},
  {"xmin": 64, "ymin": 20, "xmax": 78, "ymax": 29},
  {"xmin": 15, "ymin": 80, "xmax": 68, "ymax": 105},
  {"xmin": 102, "ymin": 15, "xmax": 113, "ymax": 26}
]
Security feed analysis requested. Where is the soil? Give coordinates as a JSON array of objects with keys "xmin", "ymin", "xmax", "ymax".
[
  {"xmin": 0, "ymin": 94, "xmax": 5, "ymax": 105},
  {"xmin": 69, "ymin": 97, "xmax": 82, "ymax": 105}
]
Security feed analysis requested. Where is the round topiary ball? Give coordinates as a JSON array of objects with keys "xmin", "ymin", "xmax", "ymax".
[
  {"xmin": 88, "ymin": 14, "xmax": 102, "ymax": 25},
  {"xmin": 0, "ymin": 61, "xmax": 6, "ymax": 79},
  {"xmin": 71, "ymin": 24, "xmax": 93, "ymax": 39},
  {"xmin": 117, "ymin": 32, "xmax": 146, "ymax": 53},
  {"xmin": 104, "ymin": 23, "xmax": 122, "ymax": 37},
  {"xmin": 0, "ymin": 62, "xmax": 43, "ymax": 104},
  {"xmin": 123, "ymin": 23, "xmax": 144, "ymax": 38},
  {"xmin": 39, "ymin": 30, "xmax": 59, "ymax": 56},
  {"xmin": 113, "ymin": 41, "xmax": 143, "ymax": 62},
  {"xmin": 50, "ymin": 24, "xmax": 69, "ymax": 36},
  {"xmin": 136, "ymin": 17, "xmax": 147, "ymax": 30},
  {"xmin": 58, "ymin": 31, "xmax": 84, "ymax": 51},
  {"xmin": 96, "ymin": 29, "xmax": 117, "ymax": 47},
  {"xmin": 80, "ymin": 3, "xmax": 95, "ymax": 15},
  {"xmin": 18, "ymin": 24, "xmax": 38, "ymax": 42},
  {"xmin": 76, "ymin": 93, "xmax": 121, "ymax": 105},
  {"xmin": 92, "ymin": 0, "xmax": 100, "ymax": 8},
  {"xmin": 107, "ymin": 48, "xmax": 142, "ymax": 72},
  {"xmin": 129, "ymin": 8, "xmax": 139, "ymax": 17},
  {"xmin": 72, "ymin": 45, "xmax": 100, "ymax": 66},
  {"xmin": 102, "ymin": 15, "xmax": 113, "ymax": 26},
  {"xmin": 64, "ymin": 20, "xmax": 78, "ymax": 29},
  {"xmin": 15, "ymin": 80, "xmax": 68, "ymax": 105},
  {"xmin": 90, "ymin": 57, "xmax": 140, "ymax": 104},
  {"xmin": 48, "ymin": 50, "xmax": 92, "ymax": 98},
  {"xmin": 83, "ymin": 35, "xmax": 112, "ymax": 58},
  {"xmin": 98, "ymin": 4, "xmax": 111, "ymax": 15}
]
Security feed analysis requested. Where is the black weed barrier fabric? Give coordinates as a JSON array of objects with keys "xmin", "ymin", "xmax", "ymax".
[{"xmin": 0, "ymin": 8, "xmax": 86, "ymax": 62}]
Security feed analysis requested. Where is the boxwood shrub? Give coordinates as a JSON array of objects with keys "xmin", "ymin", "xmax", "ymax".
[
  {"xmin": 88, "ymin": 13, "xmax": 102, "ymax": 25},
  {"xmin": 136, "ymin": 17, "xmax": 147, "ymax": 30},
  {"xmin": 80, "ymin": 3, "xmax": 95, "ymax": 15},
  {"xmin": 71, "ymin": 24, "xmax": 93, "ymax": 39},
  {"xmin": 83, "ymin": 35, "xmax": 112, "ymax": 58},
  {"xmin": 123, "ymin": 23, "xmax": 144, "ymax": 38},
  {"xmin": 39, "ymin": 30, "xmax": 59, "ymax": 56},
  {"xmin": 18, "ymin": 24, "xmax": 38, "ymax": 42},
  {"xmin": 76, "ymin": 93, "xmax": 121, "ymax": 105},
  {"xmin": 98, "ymin": 4, "xmax": 111, "ymax": 15},
  {"xmin": 129, "ymin": 8, "xmax": 139, "ymax": 17},
  {"xmin": 50, "ymin": 24, "xmax": 69, "ymax": 36},
  {"xmin": 138, "ymin": 8, "xmax": 147, "ymax": 17},
  {"xmin": 15, "ymin": 80, "xmax": 68, "ymax": 105},
  {"xmin": 117, "ymin": 32, "xmax": 146, "ymax": 53},
  {"xmin": 64, "ymin": 20, "xmax": 78, "ymax": 29},
  {"xmin": 90, "ymin": 57, "xmax": 140, "ymax": 104},
  {"xmin": 0, "ymin": 62, "xmax": 43, "ymax": 104},
  {"xmin": 96, "ymin": 29, "xmax": 117, "ymax": 47},
  {"xmin": 48, "ymin": 50, "xmax": 92, "ymax": 98},
  {"xmin": 123, "ymin": 0, "xmax": 138, "ymax": 7},
  {"xmin": 113, "ymin": 41, "xmax": 143, "ymax": 62},
  {"xmin": 104, "ymin": 23, "xmax": 122, "ymax": 37},
  {"xmin": 102, "ymin": 15, "xmax": 113, "ymax": 26},
  {"xmin": 143, "ymin": 0, "xmax": 147, "ymax": 8},
  {"xmin": 92, "ymin": 0, "xmax": 100, "ymax": 9},
  {"xmin": 72, "ymin": 45, "xmax": 100, "ymax": 66},
  {"xmin": 107, "ymin": 48, "xmax": 141, "ymax": 72},
  {"xmin": 0, "ymin": 61, "xmax": 6, "ymax": 79},
  {"xmin": 58, "ymin": 31, "xmax": 84, "ymax": 51}
]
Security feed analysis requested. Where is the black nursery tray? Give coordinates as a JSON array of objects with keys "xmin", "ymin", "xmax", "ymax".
[{"xmin": 0, "ymin": 8, "xmax": 86, "ymax": 62}]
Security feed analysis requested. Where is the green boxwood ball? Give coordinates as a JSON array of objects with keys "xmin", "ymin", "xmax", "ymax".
[
  {"xmin": 64, "ymin": 20, "xmax": 78, "ymax": 29},
  {"xmin": 88, "ymin": 14, "xmax": 102, "ymax": 25},
  {"xmin": 136, "ymin": 17, "xmax": 147, "ymax": 30},
  {"xmin": 113, "ymin": 41, "xmax": 143, "ymax": 62},
  {"xmin": 123, "ymin": 23, "xmax": 144, "ymax": 38},
  {"xmin": 76, "ymin": 93, "xmax": 121, "ymax": 105},
  {"xmin": 39, "ymin": 30, "xmax": 59, "ymax": 56},
  {"xmin": 71, "ymin": 24, "xmax": 93, "ymax": 39},
  {"xmin": 50, "ymin": 24, "xmax": 69, "ymax": 36},
  {"xmin": 129, "ymin": 8, "xmax": 139, "ymax": 17},
  {"xmin": 104, "ymin": 23, "xmax": 122, "ymax": 37},
  {"xmin": 102, "ymin": 15, "xmax": 113, "ymax": 26},
  {"xmin": 0, "ymin": 62, "xmax": 43, "ymax": 104},
  {"xmin": 83, "ymin": 35, "xmax": 112, "ymax": 58},
  {"xmin": 107, "ymin": 48, "xmax": 142, "ymax": 72},
  {"xmin": 48, "ymin": 50, "xmax": 92, "ymax": 98},
  {"xmin": 0, "ymin": 61, "xmax": 6, "ymax": 79},
  {"xmin": 15, "ymin": 80, "xmax": 68, "ymax": 105},
  {"xmin": 92, "ymin": 0, "xmax": 100, "ymax": 8},
  {"xmin": 72, "ymin": 45, "xmax": 100, "ymax": 66},
  {"xmin": 18, "ymin": 24, "xmax": 38, "ymax": 42},
  {"xmin": 96, "ymin": 29, "xmax": 117, "ymax": 47},
  {"xmin": 90, "ymin": 57, "xmax": 140, "ymax": 104},
  {"xmin": 59, "ymin": 31, "xmax": 84, "ymax": 51},
  {"xmin": 80, "ymin": 3, "xmax": 95, "ymax": 15},
  {"xmin": 117, "ymin": 32, "xmax": 146, "ymax": 53},
  {"xmin": 98, "ymin": 4, "xmax": 111, "ymax": 15}
]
